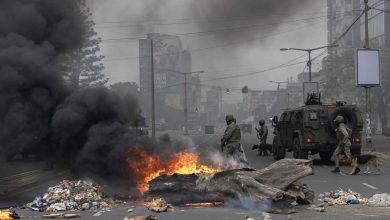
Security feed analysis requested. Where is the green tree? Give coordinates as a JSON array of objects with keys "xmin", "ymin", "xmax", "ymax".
[
  {"xmin": 320, "ymin": 47, "xmax": 390, "ymax": 130},
  {"xmin": 68, "ymin": 0, "xmax": 108, "ymax": 89},
  {"xmin": 319, "ymin": 50, "xmax": 364, "ymax": 105}
]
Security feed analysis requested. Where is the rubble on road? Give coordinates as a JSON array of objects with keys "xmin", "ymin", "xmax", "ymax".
[
  {"xmin": 25, "ymin": 180, "xmax": 114, "ymax": 212},
  {"xmin": 42, "ymin": 213, "xmax": 80, "ymax": 218},
  {"xmin": 123, "ymin": 215, "xmax": 157, "ymax": 220},
  {"xmin": 144, "ymin": 197, "xmax": 174, "ymax": 212},
  {"xmin": 368, "ymin": 193, "xmax": 390, "ymax": 207},
  {"xmin": 318, "ymin": 189, "xmax": 368, "ymax": 205}
]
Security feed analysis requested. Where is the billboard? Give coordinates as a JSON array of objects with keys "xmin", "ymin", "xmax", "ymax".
[{"xmin": 356, "ymin": 49, "xmax": 380, "ymax": 87}]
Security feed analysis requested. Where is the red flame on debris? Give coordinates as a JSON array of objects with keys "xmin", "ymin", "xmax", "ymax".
[{"xmin": 127, "ymin": 147, "xmax": 221, "ymax": 194}]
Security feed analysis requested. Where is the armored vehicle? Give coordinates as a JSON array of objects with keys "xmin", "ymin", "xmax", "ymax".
[{"xmin": 272, "ymin": 93, "xmax": 363, "ymax": 161}]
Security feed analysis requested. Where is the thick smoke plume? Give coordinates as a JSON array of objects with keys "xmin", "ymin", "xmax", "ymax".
[
  {"xmin": 0, "ymin": 1, "xmax": 137, "ymax": 184},
  {"xmin": 0, "ymin": 1, "xmax": 207, "ymax": 191},
  {"xmin": 0, "ymin": 0, "xmax": 83, "ymax": 156}
]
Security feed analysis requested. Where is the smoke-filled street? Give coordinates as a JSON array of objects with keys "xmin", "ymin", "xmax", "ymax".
[{"xmin": 2, "ymin": 0, "xmax": 390, "ymax": 219}]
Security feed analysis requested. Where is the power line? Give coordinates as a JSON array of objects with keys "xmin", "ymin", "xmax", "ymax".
[
  {"xmin": 95, "ymin": 10, "xmax": 335, "ymax": 27},
  {"xmin": 103, "ymin": 18, "xmax": 328, "ymax": 62},
  {"xmin": 101, "ymin": 15, "xmax": 330, "ymax": 42}
]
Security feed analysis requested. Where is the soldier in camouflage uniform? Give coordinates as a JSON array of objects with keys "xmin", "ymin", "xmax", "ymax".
[
  {"xmin": 255, "ymin": 119, "xmax": 269, "ymax": 156},
  {"xmin": 331, "ymin": 116, "xmax": 359, "ymax": 174},
  {"xmin": 221, "ymin": 115, "xmax": 249, "ymax": 168}
]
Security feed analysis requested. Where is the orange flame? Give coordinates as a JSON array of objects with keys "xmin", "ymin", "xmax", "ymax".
[
  {"xmin": 182, "ymin": 202, "xmax": 224, "ymax": 207},
  {"xmin": 127, "ymin": 148, "xmax": 221, "ymax": 194},
  {"xmin": 0, "ymin": 211, "xmax": 13, "ymax": 220}
]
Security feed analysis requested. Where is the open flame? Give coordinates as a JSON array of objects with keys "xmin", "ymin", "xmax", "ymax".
[
  {"xmin": 127, "ymin": 148, "xmax": 221, "ymax": 194},
  {"xmin": 0, "ymin": 211, "xmax": 13, "ymax": 220},
  {"xmin": 182, "ymin": 202, "xmax": 224, "ymax": 207}
]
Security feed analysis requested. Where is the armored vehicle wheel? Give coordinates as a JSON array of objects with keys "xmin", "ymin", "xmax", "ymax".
[
  {"xmin": 272, "ymin": 137, "xmax": 285, "ymax": 160},
  {"xmin": 293, "ymin": 138, "xmax": 308, "ymax": 159},
  {"xmin": 319, "ymin": 152, "xmax": 332, "ymax": 162},
  {"xmin": 272, "ymin": 145, "xmax": 285, "ymax": 160}
]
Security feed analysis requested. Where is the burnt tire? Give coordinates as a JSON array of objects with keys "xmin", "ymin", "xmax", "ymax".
[
  {"xmin": 272, "ymin": 140, "xmax": 286, "ymax": 160},
  {"xmin": 319, "ymin": 152, "xmax": 332, "ymax": 162},
  {"xmin": 293, "ymin": 138, "xmax": 308, "ymax": 159}
]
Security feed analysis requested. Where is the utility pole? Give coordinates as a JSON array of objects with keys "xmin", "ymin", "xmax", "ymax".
[
  {"xmin": 269, "ymin": 81, "xmax": 288, "ymax": 110},
  {"xmin": 184, "ymin": 73, "xmax": 188, "ymax": 135},
  {"xmin": 280, "ymin": 44, "xmax": 338, "ymax": 81},
  {"xmin": 150, "ymin": 39, "xmax": 156, "ymax": 139},
  {"xmin": 364, "ymin": 0, "xmax": 373, "ymax": 151},
  {"xmin": 168, "ymin": 70, "xmax": 204, "ymax": 135}
]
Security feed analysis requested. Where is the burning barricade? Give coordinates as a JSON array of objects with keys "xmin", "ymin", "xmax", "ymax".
[
  {"xmin": 143, "ymin": 159, "xmax": 314, "ymax": 212},
  {"xmin": 25, "ymin": 180, "xmax": 114, "ymax": 212},
  {"xmin": 0, "ymin": 210, "xmax": 20, "ymax": 220}
]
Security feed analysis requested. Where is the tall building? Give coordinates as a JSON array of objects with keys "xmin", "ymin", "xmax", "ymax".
[
  {"xmin": 327, "ymin": 0, "xmax": 390, "ymax": 49},
  {"xmin": 139, "ymin": 33, "xmax": 201, "ymax": 128},
  {"xmin": 243, "ymin": 90, "xmax": 278, "ymax": 121},
  {"xmin": 327, "ymin": 0, "xmax": 362, "ymax": 50},
  {"xmin": 204, "ymin": 87, "xmax": 222, "ymax": 125}
]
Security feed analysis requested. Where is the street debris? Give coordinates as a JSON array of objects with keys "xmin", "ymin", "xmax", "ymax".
[
  {"xmin": 0, "ymin": 210, "xmax": 20, "ymax": 220},
  {"xmin": 318, "ymin": 189, "xmax": 367, "ymax": 205},
  {"xmin": 25, "ymin": 180, "xmax": 114, "ymax": 212},
  {"xmin": 368, "ymin": 193, "xmax": 390, "ymax": 207},
  {"xmin": 123, "ymin": 215, "xmax": 157, "ymax": 220},
  {"xmin": 245, "ymin": 216, "xmax": 254, "ymax": 220},
  {"xmin": 42, "ymin": 213, "xmax": 80, "ymax": 218},
  {"xmin": 144, "ymin": 197, "xmax": 174, "ymax": 212},
  {"xmin": 145, "ymin": 159, "xmax": 314, "ymax": 211},
  {"xmin": 261, "ymin": 212, "xmax": 272, "ymax": 220}
]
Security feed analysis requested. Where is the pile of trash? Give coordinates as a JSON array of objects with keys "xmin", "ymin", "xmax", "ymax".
[
  {"xmin": 368, "ymin": 193, "xmax": 390, "ymax": 207},
  {"xmin": 144, "ymin": 197, "xmax": 174, "ymax": 213},
  {"xmin": 25, "ymin": 180, "xmax": 114, "ymax": 212},
  {"xmin": 318, "ymin": 189, "xmax": 368, "ymax": 205}
]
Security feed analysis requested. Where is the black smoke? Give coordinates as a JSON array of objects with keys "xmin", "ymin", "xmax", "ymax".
[
  {"xmin": 0, "ymin": 0, "xmax": 83, "ymax": 157},
  {"xmin": 0, "ymin": 1, "xmax": 204, "ymax": 190},
  {"xmin": 0, "ymin": 0, "xmax": 140, "ymax": 179}
]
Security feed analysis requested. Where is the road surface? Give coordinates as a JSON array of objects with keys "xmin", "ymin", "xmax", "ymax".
[{"xmin": 1, "ymin": 133, "xmax": 390, "ymax": 219}]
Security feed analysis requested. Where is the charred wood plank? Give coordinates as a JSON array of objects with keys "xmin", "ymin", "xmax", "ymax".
[{"xmin": 144, "ymin": 159, "xmax": 314, "ymax": 209}]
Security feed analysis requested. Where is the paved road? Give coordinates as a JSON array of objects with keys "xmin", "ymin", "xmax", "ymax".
[{"xmin": 2, "ymin": 133, "xmax": 390, "ymax": 219}]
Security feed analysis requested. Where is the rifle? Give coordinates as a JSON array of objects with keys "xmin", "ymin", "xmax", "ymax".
[{"xmin": 221, "ymin": 139, "xmax": 226, "ymax": 152}]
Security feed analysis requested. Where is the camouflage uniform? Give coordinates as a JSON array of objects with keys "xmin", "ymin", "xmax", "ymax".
[
  {"xmin": 332, "ymin": 116, "xmax": 352, "ymax": 172},
  {"xmin": 222, "ymin": 115, "xmax": 249, "ymax": 168},
  {"xmin": 256, "ymin": 120, "xmax": 269, "ymax": 156}
]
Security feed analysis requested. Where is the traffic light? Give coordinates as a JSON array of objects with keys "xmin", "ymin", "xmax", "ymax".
[{"xmin": 242, "ymin": 86, "xmax": 249, "ymax": 94}]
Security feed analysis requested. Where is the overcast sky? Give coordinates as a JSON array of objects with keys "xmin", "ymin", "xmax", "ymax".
[{"xmin": 89, "ymin": 0, "xmax": 327, "ymax": 99}]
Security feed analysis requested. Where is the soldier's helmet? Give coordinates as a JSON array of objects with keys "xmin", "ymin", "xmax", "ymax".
[
  {"xmin": 259, "ymin": 120, "xmax": 265, "ymax": 125},
  {"xmin": 334, "ymin": 115, "xmax": 344, "ymax": 124},
  {"xmin": 225, "ymin": 114, "xmax": 235, "ymax": 124}
]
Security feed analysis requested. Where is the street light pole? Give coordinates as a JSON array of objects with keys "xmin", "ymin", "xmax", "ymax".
[
  {"xmin": 280, "ymin": 44, "xmax": 338, "ymax": 81},
  {"xmin": 308, "ymin": 51, "xmax": 312, "ymax": 81},
  {"xmin": 169, "ymin": 70, "xmax": 204, "ymax": 135},
  {"xmin": 150, "ymin": 39, "xmax": 156, "ymax": 139},
  {"xmin": 184, "ymin": 73, "xmax": 188, "ymax": 135},
  {"xmin": 364, "ymin": 0, "xmax": 373, "ymax": 151}
]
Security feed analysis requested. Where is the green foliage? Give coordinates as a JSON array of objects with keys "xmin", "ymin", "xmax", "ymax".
[
  {"xmin": 319, "ymin": 49, "xmax": 364, "ymax": 105},
  {"xmin": 320, "ymin": 47, "xmax": 390, "ymax": 127},
  {"xmin": 67, "ymin": 0, "xmax": 108, "ymax": 89}
]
